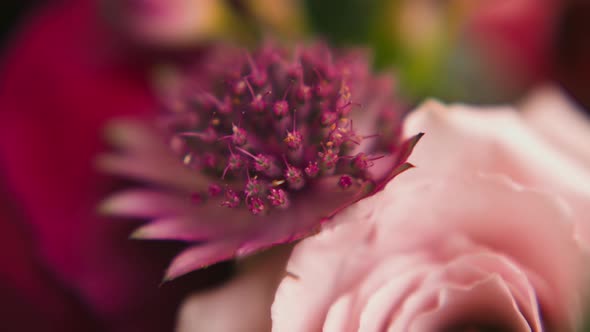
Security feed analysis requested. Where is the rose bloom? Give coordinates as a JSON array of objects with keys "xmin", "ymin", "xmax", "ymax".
[
  {"xmin": 177, "ymin": 86, "xmax": 590, "ymax": 331},
  {"xmin": 270, "ymin": 86, "xmax": 590, "ymax": 331}
]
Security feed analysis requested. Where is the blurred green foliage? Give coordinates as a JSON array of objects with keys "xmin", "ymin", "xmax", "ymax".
[
  {"xmin": 304, "ymin": 0, "xmax": 524, "ymax": 104},
  {"xmin": 304, "ymin": 0, "xmax": 383, "ymax": 45}
]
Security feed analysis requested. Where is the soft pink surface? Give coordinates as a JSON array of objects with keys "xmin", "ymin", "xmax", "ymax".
[
  {"xmin": 271, "ymin": 89, "xmax": 590, "ymax": 331},
  {"xmin": 405, "ymin": 91, "xmax": 590, "ymax": 249}
]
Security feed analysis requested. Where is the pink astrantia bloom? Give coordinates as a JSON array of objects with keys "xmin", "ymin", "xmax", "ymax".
[{"xmin": 99, "ymin": 42, "xmax": 422, "ymax": 280}]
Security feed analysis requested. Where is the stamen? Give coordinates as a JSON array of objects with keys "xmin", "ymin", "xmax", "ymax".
[
  {"xmin": 246, "ymin": 52, "xmax": 267, "ymax": 86},
  {"xmin": 267, "ymin": 188, "xmax": 289, "ymax": 208},
  {"xmin": 208, "ymin": 184, "xmax": 222, "ymax": 196},
  {"xmin": 221, "ymin": 188, "xmax": 240, "ymax": 208},
  {"xmin": 222, "ymin": 145, "xmax": 244, "ymax": 179},
  {"xmin": 247, "ymin": 196, "xmax": 266, "ymax": 215},
  {"xmin": 231, "ymin": 124, "xmax": 248, "ymax": 146},
  {"xmin": 304, "ymin": 161, "xmax": 319, "ymax": 178},
  {"xmin": 338, "ymin": 175, "xmax": 353, "ymax": 189},
  {"xmin": 284, "ymin": 109, "xmax": 303, "ymax": 150},
  {"xmin": 282, "ymin": 155, "xmax": 305, "ymax": 190}
]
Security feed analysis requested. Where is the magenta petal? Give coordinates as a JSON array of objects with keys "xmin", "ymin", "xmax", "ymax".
[
  {"xmin": 367, "ymin": 133, "xmax": 423, "ymax": 190},
  {"xmin": 395, "ymin": 132, "xmax": 424, "ymax": 164},
  {"xmin": 131, "ymin": 209, "xmax": 253, "ymax": 242},
  {"xmin": 98, "ymin": 120, "xmax": 208, "ymax": 192},
  {"xmin": 131, "ymin": 217, "xmax": 218, "ymax": 241},
  {"xmin": 96, "ymin": 153, "xmax": 206, "ymax": 192},
  {"xmin": 239, "ymin": 179, "xmax": 372, "ymax": 254},
  {"xmin": 165, "ymin": 241, "xmax": 240, "ymax": 281},
  {"xmin": 99, "ymin": 190, "xmax": 200, "ymax": 218}
]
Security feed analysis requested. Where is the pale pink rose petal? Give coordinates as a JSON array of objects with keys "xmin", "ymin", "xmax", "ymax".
[
  {"xmin": 272, "ymin": 92, "xmax": 590, "ymax": 331},
  {"xmin": 348, "ymin": 254, "xmax": 434, "ymax": 330},
  {"xmin": 449, "ymin": 253, "xmax": 543, "ymax": 330},
  {"xmin": 408, "ymin": 275, "xmax": 533, "ymax": 332},
  {"xmin": 376, "ymin": 171, "xmax": 585, "ymax": 328},
  {"xmin": 403, "ymin": 100, "xmax": 590, "ymax": 197},
  {"xmin": 273, "ymin": 169, "xmax": 588, "ymax": 331},
  {"xmin": 389, "ymin": 249, "xmax": 541, "ymax": 331},
  {"xmin": 403, "ymin": 99, "xmax": 590, "ymax": 260},
  {"xmin": 521, "ymin": 85, "xmax": 590, "ymax": 169},
  {"xmin": 519, "ymin": 86, "xmax": 590, "ymax": 249},
  {"xmin": 272, "ymin": 219, "xmax": 377, "ymax": 332},
  {"xmin": 323, "ymin": 294, "xmax": 354, "ymax": 332},
  {"xmin": 358, "ymin": 265, "xmax": 431, "ymax": 332},
  {"xmin": 388, "ymin": 254, "xmax": 493, "ymax": 331},
  {"xmin": 398, "ymin": 99, "xmax": 590, "ymax": 327},
  {"xmin": 373, "ymin": 233, "xmax": 542, "ymax": 329}
]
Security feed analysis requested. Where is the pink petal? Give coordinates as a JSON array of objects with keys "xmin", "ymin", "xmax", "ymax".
[
  {"xmin": 131, "ymin": 216, "xmax": 227, "ymax": 241},
  {"xmin": 388, "ymin": 257, "xmax": 493, "ymax": 331},
  {"xmin": 235, "ymin": 176, "xmax": 375, "ymax": 258},
  {"xmin": 407, "ymin": 275, "xmax": 533, "ymax": 332},
  {"xmin": 375, "ymin": 171, "xmax": 586, "ymax": 329},
  {"xmin": 272, "ymin": 221, "xmax": 376, "ymax": 332},
  {"xmin": 98, "ymin": 119, "xmax": 207, "ymax": 192},
  {"xmin": 358, "ymin": 265, "xmax": 430, "ymax": 332},
  {"xmin": 400, "ymin": 98, "xmax": 590, "ymax": 325},
  {"xmin": 347, "ymin": 254, "xmax": 433, "ymax": 330},
  {"xmin": 96, "ymin": 153, "xmax": 205, "ymax": 192},
  {"xmin": 366, "ymin": 133, "xmax": 423, "ymax": 191},
  {"xmin": 99, "ymin": 190, "xmax": 200, "ymax": 218},
  {"xmin": 403, "ymin": 99, "xmax": 590, "ymax": 203},
  {"xmin": 521, "ymin": 85, "xmax": 590, "ymax": 169},
  {"xmin": 131, "ymin": 199, "xmax": 261, "ymax": 242},
  {"xmin": 165, "ymin": 241, "xmax": 240, "ymax": 281},
  {"xmin": 448, "ymin": 253, "xmax": 543, "ymax": 330},
  {"xmin": 323, "ymin": 294, "xmax": 354, "ymax": 332}
]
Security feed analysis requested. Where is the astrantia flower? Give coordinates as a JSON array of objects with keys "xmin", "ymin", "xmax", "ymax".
[{"xmin": 99, "ymin": 42, "xmax": 422, "ymax": 280}]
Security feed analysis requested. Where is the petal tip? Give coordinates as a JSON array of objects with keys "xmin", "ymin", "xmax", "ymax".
[
  {"xmin": 129, "ymin": 228, "xmax": 146, "ymax": 239},
  {"xmin": 97, "ymin": 198, "xmax": 116, "ymax": 216}
]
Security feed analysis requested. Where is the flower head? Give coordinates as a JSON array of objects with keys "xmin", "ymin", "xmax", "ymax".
[{"xmin": 99, "ymin": 42, "xmax": 422, "ymax": 280}]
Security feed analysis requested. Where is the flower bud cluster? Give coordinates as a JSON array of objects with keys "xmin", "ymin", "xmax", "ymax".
[{"xmin": 167, "ymin": 43, "xmax": 400, "ymax": 215}]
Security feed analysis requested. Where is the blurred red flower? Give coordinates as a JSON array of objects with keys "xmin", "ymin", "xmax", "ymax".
[{"xmin": 0, "ymin": 1, "xmax": 226, "ymax": 330}]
